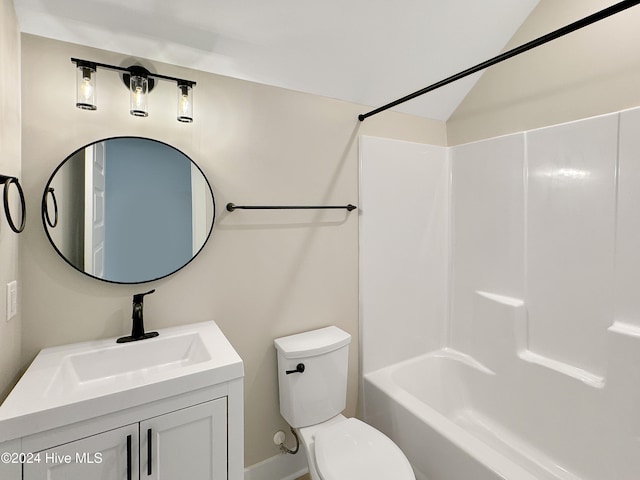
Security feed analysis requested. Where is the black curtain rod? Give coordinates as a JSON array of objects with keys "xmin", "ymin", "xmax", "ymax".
[
  {"xmin": 226, "ymin": 203, "xmax": 357, "ymax": 212},
  {"xmin": 358, "ymin": 0, "xmax": 640, "ymax": 121}
]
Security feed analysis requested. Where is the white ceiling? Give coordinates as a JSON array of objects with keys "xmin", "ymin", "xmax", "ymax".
[{"xmin": 13, "ymin": 0, "xmax": 540, "ymax": 120}]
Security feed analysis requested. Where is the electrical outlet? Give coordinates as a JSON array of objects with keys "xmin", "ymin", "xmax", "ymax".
[{"xmin": 6, "ymin": 281, "xmax": 17, "ymax": 321}]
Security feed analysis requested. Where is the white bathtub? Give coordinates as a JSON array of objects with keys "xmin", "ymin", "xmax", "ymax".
[{"xmin": 363, "ymin": 349, "xmax": 601, "ymax": 480}]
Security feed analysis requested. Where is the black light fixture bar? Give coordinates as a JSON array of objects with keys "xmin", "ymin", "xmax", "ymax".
[
  {"xmin": 71, "ymin": 58, "xmax": 196, "ymax": 121},
  {"xmin": 358, "ymin": 0, "xmax": 640, "ymax": 121},
  {"xmin": 70, "ymin": 58, "xmax": 196, "ymax": 87}
]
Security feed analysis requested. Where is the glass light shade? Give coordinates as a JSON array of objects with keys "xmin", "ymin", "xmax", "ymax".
[
  {"xmin": 129, "ymin": 75, "xmax": 149, "ymax": 117},
  {"xmin": 177, "ymin": 83, "xmax": 193, "ymax": 123},
  {"xmin": 76, "ymin": 65, "xmax": 96, "ymax": 110}
]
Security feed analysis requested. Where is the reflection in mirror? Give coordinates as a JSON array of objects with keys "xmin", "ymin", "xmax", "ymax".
[{"xmin": 42, "ymin": 137, "xmax": 215, "ymax": 284}]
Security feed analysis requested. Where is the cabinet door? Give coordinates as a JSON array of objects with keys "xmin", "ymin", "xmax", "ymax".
[
  {"xmin": 0, "ymin": 439, "xmax": 20, "ymax": 480},
  {"xmin": 23, "ymin": 424, "xmax": 139, "ymax": 480},
  {"xmin": 140, "ymin": 398, "xmax": 227, "ymax": 480}
]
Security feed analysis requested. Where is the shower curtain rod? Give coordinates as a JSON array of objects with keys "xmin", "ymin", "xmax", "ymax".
[{"xmin": 358, "ymin": 0, "xmax": 640, "ymax": 121}]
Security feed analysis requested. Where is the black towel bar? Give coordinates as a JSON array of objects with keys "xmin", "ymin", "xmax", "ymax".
[{"xmin": 226, "ymin": 203, "xmax": 357, "ymax": 212}]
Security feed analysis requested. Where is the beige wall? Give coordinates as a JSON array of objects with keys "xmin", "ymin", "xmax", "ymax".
[
  {"xmin": 0, "ymin": 0, "xmax": 22, "ymax": 401},
  {"xmin": 447, "ymin": 0, "xmax": 640, "ymax": 145},
  {"xmin": 19, "ymin": 34, "xmax": 446, "ymax": 467}
]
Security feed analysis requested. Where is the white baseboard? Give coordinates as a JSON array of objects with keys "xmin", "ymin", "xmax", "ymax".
[{"xmin": 244, "ymin": 451, "xmax": 309, "ymax": 480}]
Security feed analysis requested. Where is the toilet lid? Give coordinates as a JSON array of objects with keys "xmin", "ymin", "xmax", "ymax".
[{"xmin": 314, "ymin": 418, "xmax": 415, "ymax": 480}]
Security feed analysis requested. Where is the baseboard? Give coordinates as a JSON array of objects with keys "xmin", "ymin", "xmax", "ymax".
[{"xmin": 244, "ymin": 451, "xmax": 309, "ymax": 480}]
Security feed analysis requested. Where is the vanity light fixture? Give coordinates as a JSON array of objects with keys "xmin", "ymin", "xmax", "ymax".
[
  {"xmin": 177, "ymin": 81, "xmax": 193, "ymax": 123},
  {"xmin": 75, "ymin": 60, "xmax": 97, "ymax": 110},
  {"xmin": 71, "ymin": 58, "xmax": 196, "ymax": 122},
  {"xmin": 127, "ymin": 66, "xmax": 150, "ymax": 117}
]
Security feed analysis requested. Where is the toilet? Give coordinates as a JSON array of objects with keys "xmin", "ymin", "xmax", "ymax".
[{"xmin": 274, "ymin": 326, "xmax": 415, "ymax": 480}]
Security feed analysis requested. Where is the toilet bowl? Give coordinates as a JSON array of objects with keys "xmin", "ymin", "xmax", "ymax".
[
  {"xmin": 298, "ymin": 414, "xmax": 415, "ymax": 480},
  {"xmin": 274, "ymin": 326, "xmax": 415, "ymax": 480}
]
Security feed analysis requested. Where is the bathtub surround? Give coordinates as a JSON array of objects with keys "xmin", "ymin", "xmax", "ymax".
[
  {"xmin": 524, "ymin": 116, "xmax": 617, "ymax": 376},
  {"xmin": 0, "ymin": 0, "xmax": 22, "ymax": 401},
  {"xmin": 358, "ymin": 137, "xmax": 449, "ymax": 376},
  {"xmin": 360, "ymin": 108, "xmax": 640, "ymax": 479}
]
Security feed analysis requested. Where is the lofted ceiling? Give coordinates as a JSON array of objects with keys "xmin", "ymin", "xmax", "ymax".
[{"xmin": 13, "ymin": 0, "xmax": 540, "ymax": 120}]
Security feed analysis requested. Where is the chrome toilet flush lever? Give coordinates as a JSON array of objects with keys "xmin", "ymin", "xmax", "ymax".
[{"xmin": 286, "ymin": 363, "xmax": 305, "ymax": 375}]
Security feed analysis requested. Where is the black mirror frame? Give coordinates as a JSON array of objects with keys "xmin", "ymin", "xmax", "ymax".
[{"xmin": 41, "ymin": 136, "xmax": 216, "ymax": 284}]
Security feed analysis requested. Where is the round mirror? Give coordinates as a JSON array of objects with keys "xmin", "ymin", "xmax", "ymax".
[{"xmin": 42, "ymin": 137, "xmax": 215, "ymax": 284}]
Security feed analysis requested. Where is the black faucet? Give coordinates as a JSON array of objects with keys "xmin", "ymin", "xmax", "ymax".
[{"xmin": 116, "ymin": 289, "xmax": 159, "ymax": 343}]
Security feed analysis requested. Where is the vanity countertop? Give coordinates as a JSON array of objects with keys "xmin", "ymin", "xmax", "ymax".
[{"xmin": 0, "ymin": 321, "xmax": 243, "ymax": 443}]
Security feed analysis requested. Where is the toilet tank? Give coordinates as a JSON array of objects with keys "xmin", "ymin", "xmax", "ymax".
[{"xmin": 274, "ymin": 326, "xmax": 351, "ymax": 428}]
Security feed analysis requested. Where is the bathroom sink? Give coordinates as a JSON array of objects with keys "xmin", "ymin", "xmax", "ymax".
[
  {"xmin": 0, "ymin": 321, "xmax": 243, "ymax": 443},
  {"xmin": 61, "ymin": 331, "xmax": 211, "ymax": 385}
]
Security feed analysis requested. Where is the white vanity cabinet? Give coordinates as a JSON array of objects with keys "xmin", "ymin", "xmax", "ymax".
[
  {"xmin": 23, "ymin": 424, "xmax": 139, "ymax": 480},
  {"xmin": 0, "ymin": 439, "xmax": 21, "ymax": 479},
  {"xmin": 22, "ymin": 397, "xmax": 228, "ymax": 480},
  {"xmin": 140, "ymin": 398, "xmax": 227, "ymax": 480},
  {"xmin": 0, "ymin": 322, "xmax": 244, "ymax": 480}
]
